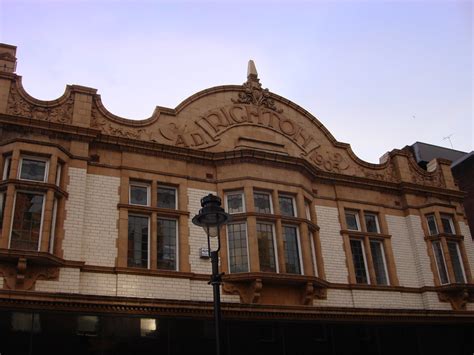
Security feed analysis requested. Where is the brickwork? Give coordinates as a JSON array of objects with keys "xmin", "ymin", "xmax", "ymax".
[
  {"xmin": 191, "ymin": 280, "xmax": 240, "ymax": 303},
  {"xmin": 187, "ymin": 188, "xmax": 218, "ymax": 274},
  {"xmin": 421, "ymin": 292, "xmax": 452, "ymax": 310},
  {"xmin": 405, "ymin": 215, "xmax": 435, "ymax": 287},
  {"xmin": 35, "ymin": 268, "xmax": 80, "ymax": 293},
  {"xmin": 79, "ymin": 272, "xmax": 117, "ymax": 297},
  {"xmin": 386, "ymin": 215, "xmax": 422, "ymax": 287},
  {"xmin": 315, "ymin": 206, "xmax": 348, "ymax": 283},
  {"xmin": 63, "ymin": 167, "xmax": 87, "ymax": 261},
  {"xmin": 117, "ymin": 274, "xmax": 190, "ymax": 300},
  {"xmin": 82, "ymin": 173, "xmax": 120, "ymax": 267}
]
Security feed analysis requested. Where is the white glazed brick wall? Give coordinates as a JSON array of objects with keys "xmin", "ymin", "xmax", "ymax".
[
  {"xmin": 82, "ymin": 173, "xmax": 120, "ymax": 267},
  {"xmin": 315, "ymin": 206, "xmax": 348, "ymax": 283},
  {"xmin": 386, "ymin": 215, "xmax": 422, "ymax": 287},
  {"xmin": 117, "ymin": 274, "xmax": 190, "ymax": 300},
  {"xmin": 80, "ymin": 272, "xmax": 117, "ymax": 296},
  {"xmin": 190, "ymin": 280, "xmax": 240, "ymax": 303},
  {"xmin": 63, "ymin": 167, "xmax": 87, "ymax": 261},
  {"xmin": 35, "ymin": 268, "xmax": 80, "ymax": 293},
  {"xmin": 313, "ymin": 289, "xmax": 354, "ymax": 307},
  {"xmin": 421, "ymin": 292, "xmax": 452, "ymax": 310},
  {"xmin": 405, "ymin": 215, "xmax": 435, "ymax": 287},
  {"xmin": 459, "ymin": 221, "xmax": 474, "ymax": 276},
  {"xmin": 188, "ymin": 188, "xmax": 218, "ymax": 274}
]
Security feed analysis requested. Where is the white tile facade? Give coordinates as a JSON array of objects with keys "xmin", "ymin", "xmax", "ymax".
[
  {"xmin": 315, "ymin": 205, "xmax": 349, "ymax": 283},
  {"xmin": 386, "ymin": 215, "xmax": 422, "ymax": 287},
  {"xmin": 36, "ymin": 268, "xmax": 80, "ymax": 293},
  {"xmin": 459, "ymin": 221, "xmax": 474, "ymax": 276}
]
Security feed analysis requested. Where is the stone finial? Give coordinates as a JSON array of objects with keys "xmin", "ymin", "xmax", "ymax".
[
  {"xmin": 247, "ymin": 60, "xmax": 258, "ymax": 79},
  {"xmin": 0, "ymin": 43, "xmax": 17, "ymax": 73}
]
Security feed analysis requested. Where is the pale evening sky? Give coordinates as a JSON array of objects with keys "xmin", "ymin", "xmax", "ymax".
[{"xmin": 0, "ymin": 0, "xmax": 472, "ymax": 163}]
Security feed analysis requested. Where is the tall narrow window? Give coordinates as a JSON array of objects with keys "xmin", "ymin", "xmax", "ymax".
[
  {"xmin": 345, "ymin": 211, "xmax": 360, "ymax": 231},
  {"xmin": 432, "ymin": 241, "xmax": 449, "ymax": 284},
  {"xmin": 310, "ymin": 232, "xmax": 318, "ymax": 277},
  {"xmin": 440, "ymin": 215, "xmax": 455, "ymax": 235},
  {"xmin": 127, "ymin": 215, "xmax": 149, "ymax": 268},
  {"xmin": 282, "ymin": 225, "xmax": 301, "ymax": 274},
  {"xmin": 350, "ymin": 239, "xmax": 369, "ymax": 284},
  {"xmin": 257, "ymin": 222, "xmax": 277, "ymax": 272},
  {"xmin": 0, "ymin": 192, "xmax": 5, "ymax": 234},
  {"xmin": 2, "ymin": 156, "xmax": 11, "ymax": 180},
  {"xmin": 157, "ymin": 186, "xmax": 177, "ymax": 209},
  {"xmin": 279, "ymin": 195, "xmax": 295, "ymax": 217},
  {"xmin": 447, "ymin": 241, "xmax": 466, "ymax": 283},
  {"xmin": 227, "ymin": 222, "xmax": 249, "ymax": 273},
  {"xmin": 157, "ymin": 218, "xmax": 177, "ymax": 270},
  {"xmin": 10, "ymin": 192, "xmax": 45, "ymax": 251},
  {"xmin": 254, "ymin": 192, "xmax": 272, "ymax": 214},
  {"xmin": 426, "ymin": 215, "xmax": 438, "ymax": 235},
  {"xmin": 129, "ymin": 183, "xmax": 150, "ymax": 206},
  {"xmin": 226, "ymin": 192, "xmax": 244, "ymax": 214},
  {"xmin": 364, "ymin": 213, "xmax": 379, "ymax": 233},
  {"xmin": 49, "ymin": 198, "xmax": 58, "ymax": 254},
  {"xmin": 19, "ymin": 157, "xmax": 48, "ymax": 182},
  {"xmin": 370, "ymin": 240, "xmax": 388, "ymax": 285}
]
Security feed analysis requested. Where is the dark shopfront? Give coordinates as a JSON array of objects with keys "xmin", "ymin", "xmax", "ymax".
[{"xmin": 0, "ymin": 309, "xmax": 472, "ymax": 355}]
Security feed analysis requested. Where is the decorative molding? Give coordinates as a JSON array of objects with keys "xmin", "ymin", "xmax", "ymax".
[
  {"xmin": 232, "ymin": 74, "xmax": 282, "ymax": 113},
  {"xmin": 437, "ymin": 284, "xmax": 474, "ymax": 311},
  {"xmin": 0, "ymin": 258, "xmax": 59, "ymax": 291}
]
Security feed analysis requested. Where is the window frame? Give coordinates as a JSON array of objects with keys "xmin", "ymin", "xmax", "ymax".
[
  {"xmin": 345, "ymin": 210, "xmax": 361, "ymax": 231},
  {"xmin": 253, "ymin": 191, "xmax": 273, "ymax": 214},
  {"xmin": 369, "ymin": 239, "xmax": 389, "ymax": 285},
  {"xmin": 447, "ymin": 240, "xmax": 467, "ymax": 283},
  {"xmin": 364, "ymin": 212, "xmax": 380, "ymax": 233},
  {"xmin": 8, "ymin": 190, "xmax": 46, "ymax": 252},
  {"xmin": 129, "ymin": 181, "xmax": 151, "ymax": 207},
  {"xmin": 157, "ymin": 185, "xmax": 178, "ymax": 210},
  {"xmin": 156, "ymin": 216, "xmax": 179, "ymax": 271},
  {"xmin": 349, "ymin": 238, "xmax": 370, "ymax": 285},
  {"xmin": 127, "ymin": 213, "xmax": 151, "ymax": 269},
  {"xmin": 225, "ymin": 190, "xmax": 246, "ymax": 214},
  {"xmin": 226, "ymin": 221, "xmax": 250, "ymax": 273},
  {"xmin": 256, "ymin": 221, "xmax": 279, "ymax": 273},
  {"xmin": 440, "ymin": 214, "xmax": 455, "ymax": 235},
  {"xmin": 282, "ymin": 224, "xmax": 304, "ymax": 275},
  {"xmin": 278, "ymin": 194, "xmax": 296, "ymax": 217},
  {"xmin": 426, "ymin": 214, "xmax": 439, "ymax": 236},
  {"xmin": 18, "ymin": 155, "xmax": 49, "ymax": 183},
  {"xmin": 432, "ymin": 240, "xmax": 450, "ymax": 285},
  {"xmin": 2, "ymin": 155, "xmax": 11, "ymax": 180}
]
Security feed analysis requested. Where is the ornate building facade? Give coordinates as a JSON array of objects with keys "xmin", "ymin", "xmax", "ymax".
[{"xmin": 0, "ymin": 43, "xmax": 473, "ymax": 354}]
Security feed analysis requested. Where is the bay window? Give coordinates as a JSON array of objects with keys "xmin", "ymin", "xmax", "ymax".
[
  {"xmin": 227, "ymin": 222, "xmax": 249, "ymax": 273},
  {"xmin": 157, "ymin": 218, "xmax": 178, "ymax": 270},
  {"xmin": 225, "ymin": 191, "xmax": 245, "ymax": 214},
  {"xmin": 10, "ymin": 192, "xmax": 45, "ymax": 251},
  {"xmin": 157, "ymin": 186, "xmax": 177, "ymax": 209},
  {"xmin": 257, "ymin": 222, "xmax": 277, "ymax": 272},
  {"xmin": 282, "ymin": 225, "xmax": 302, "ymax": 274},
  {"xmin": 18, "ymin": 157, "xmax": 48, "ymax": 182}
]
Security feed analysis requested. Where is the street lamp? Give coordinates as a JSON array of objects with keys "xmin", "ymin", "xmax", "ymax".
[{"xmin": 192, "ymin": 194, "xmax": 231, "ymax": 355}]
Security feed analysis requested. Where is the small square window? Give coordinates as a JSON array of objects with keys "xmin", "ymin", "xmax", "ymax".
[
  {"xmin": 157, "ymin": 186, "xmax": 177, "ymax": 209},
  {"xmin": 129, "ymin": 183, "xmax": 149, "ymax": 206},
  {"xmin": 226, "ymin": 192, "xmax": 244, "ymax": 214},
  {"xmin": 426, "ymin": 215, "xmax": 438, "ymax": 236},
  {"xmin": 254, "ymin": 192, "xmax": 272, "ymax": 214},
  {"xmin": 364, "ymin": 213, "xmax": 379, "ymax": 233},
  {"xmin": 345, "ymin": 211, "xmax": 360, "ymax": 231},
  {"xmin": 19, "ymin": 157, "xmax": 48, "ymax": 182},
  {"xmin": 279, "ymin": 195, "xmax": 295, "ymax": 217},
  {"xmin": 440, "ymin": 214, "xmax": 455, "ymax": 235}
]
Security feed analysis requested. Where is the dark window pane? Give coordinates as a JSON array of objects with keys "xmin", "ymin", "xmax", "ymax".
[
  {"xmin": 0, "ymin": 192, "xmax": 5, "ymax": 232},
  {"xmin": 370, "ymin": 240, "xmax": 388, "ymax": 285},
  {"xmin": 426, "ymin": 215, "xmax": 438, "ymax": 235},
  {"xmin": 283, "ymin": 226, "xmax": 301, "ymax": 274},
  {"xmin": 447, "ymin": 241, "xmax": 465, "ymax": 283},
  {"xmin": 257, "ymin": 223, "xmax": 276, "ymax": 272},
  {"xmin": 365, "ymin": 214, "xmax": 379, "ymax": 233},
  {"xmin": 441, "ymin": 215, "xmax": 454, "ymax": 234},
  {"xmin": 350, "ymin": 239, "xmax": 368, "ymax": 284},
  {"xmin": 3, "ymin": 157, "xmax": 11, "ymax": 180},
  {"xmin": 279, "ymin": 196, "xmax": 295, "ymax": 217},
  {"xmin": 254, "ymin": 193, "xmax": 271, "ymax": 214},
  {"xmin": 128, "ymin": 215, "xmax": 149, "ymax": 268},
  {"xmin": 130, "ymin": 185, "xmax": 149, "ymax": 205},
  {"xmin": 432, "ymin": 241, "xmax": 449, "ymax": 284},
  {"xmin": 10, "ymin": 192, "xmax": 44, "ymax": 251},
  {"xmin": 157, "ymin": 218, "xmax": 177, "ymax": 270},
  {"xmin": 227, "ymin": 193, "xmax": 243, "ymax": 214},
  {"xmin": 157, "ymin": 187, "xmax": 176, "ymax": 209},
  {"xmin": 20, "ymin": 159, "xmax": 46, "ymax": 181},
  {"xmin": 227, "ymin": 222, "xmax": 249, "ymax": 273},
  {"xmin": 345, "ymin": 212, "xmax": 359, "ymax": 231}
]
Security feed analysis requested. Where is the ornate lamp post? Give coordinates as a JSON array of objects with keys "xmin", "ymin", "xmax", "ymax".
[{"xmin": 192, "ymin": 194, "xmax": 231, "ymax": 355}]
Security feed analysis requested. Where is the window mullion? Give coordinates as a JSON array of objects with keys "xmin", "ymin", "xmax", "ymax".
[
  {"xmin": 274, "ymin": 219, "xmax": 284, "ymax": 273},
  {"xmin": 39, "ymin": 189, "xmax": 55, "ymax": 252}
]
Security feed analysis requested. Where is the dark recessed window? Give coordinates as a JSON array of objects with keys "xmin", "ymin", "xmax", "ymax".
[
  {"xmin": 127, "ymin": 215, "xmax": 149, "ymax": 268},
  {"xmin": 19, "ymin": 158, "xmax": 47, "ymax": 182},
  {"xmin": 254, "ymin": 192, "xmax": 272, "ymax": 214},
  {"xmin": 10, "ymin": 192, "xmax": 44, "ymax": 251},
  {"xmin": 279, "ymin": 195, "xmax": 295, "ymax": 217},
  {"xmin": 157, "ymin": 187, "xmax": 177, "ymax": 209},
  {"xmin": 157, "ymin": 218, "xmax": 177, "ymax": 270},
  {"xmin": 130, "ymin": 184, "xmax": 149, "ymax": 206}
]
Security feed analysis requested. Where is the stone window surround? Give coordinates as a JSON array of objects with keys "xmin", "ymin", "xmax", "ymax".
[
  {"xmin": 0, "ymin": 145, "xmax": 67, "ymax": 256},
  {"xmin": 420, "ymin": 207, "xmax": 472, "ymax": 286},
  {"xmin": 217, "ymin": 182, "xmax": 323, "ymax": 278},
  {"xmin": 339, "ymin": 204, "xmax": 399, "ymax": 287},
  {"xmin": 117, "ymin": 174, "xmax": 188, "ymax": 272}
]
